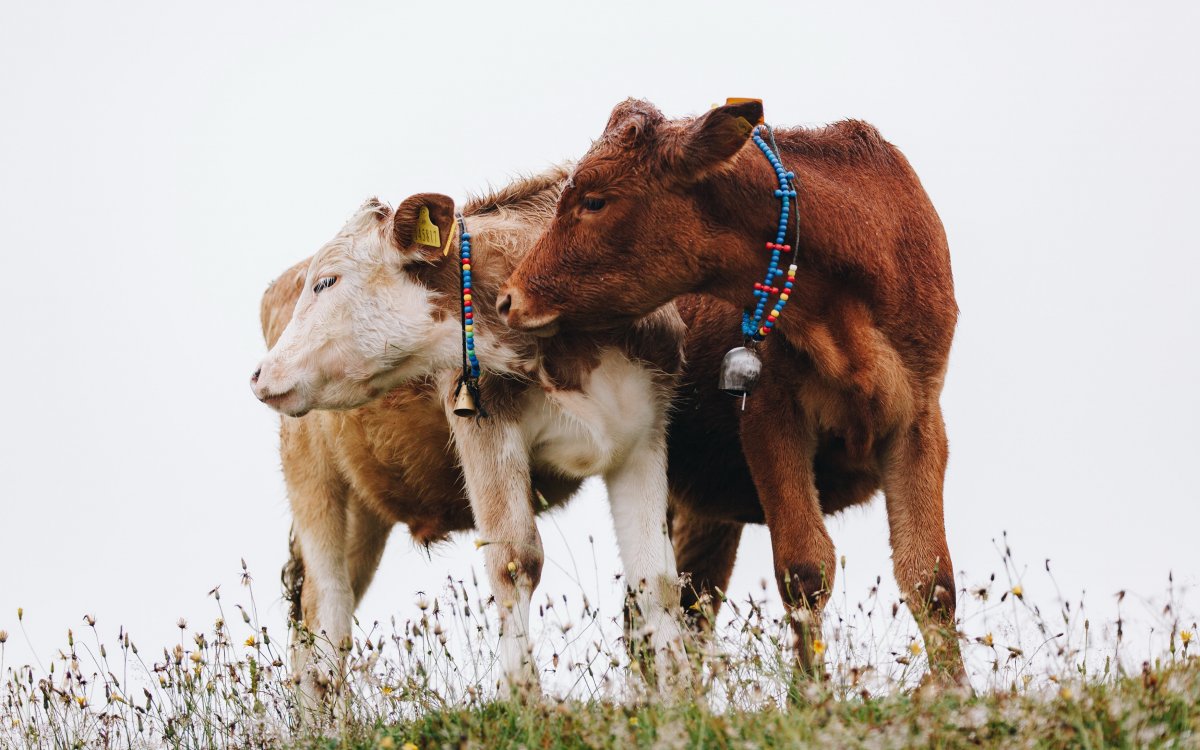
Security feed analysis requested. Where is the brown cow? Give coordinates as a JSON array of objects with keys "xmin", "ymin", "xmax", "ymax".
[{"xmin": 498, "ymin": 99, "xmax": 965, "ymax": 682}]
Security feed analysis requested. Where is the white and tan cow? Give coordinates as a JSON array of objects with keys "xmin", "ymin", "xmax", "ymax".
[{"xmin": 252, "ymin": 170, "xmax": 690, "ymax": 695}]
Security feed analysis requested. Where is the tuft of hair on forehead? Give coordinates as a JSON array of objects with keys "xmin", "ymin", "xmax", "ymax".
[
  {"xmin": 337, "ymin": 196, "xmax": 391, "ymax": 235},
  {"xmin": 601, "ymin": 98, "xmax": 666, "ymax": 149}
]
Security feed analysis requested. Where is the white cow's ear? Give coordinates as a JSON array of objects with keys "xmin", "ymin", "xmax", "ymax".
[{"xmin": 393, "ymin": 193, "xmax": 456, "ymax": 259}]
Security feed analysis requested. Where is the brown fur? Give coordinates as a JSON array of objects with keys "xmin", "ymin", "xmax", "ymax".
[{"xmin": 500, "ymin": 100, "xmax": 965, "ymax": 680}]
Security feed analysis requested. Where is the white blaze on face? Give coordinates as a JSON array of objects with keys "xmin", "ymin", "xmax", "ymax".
[{"xmin": 252, "ymin": 200, "xmax": 459, "ymax": 416}]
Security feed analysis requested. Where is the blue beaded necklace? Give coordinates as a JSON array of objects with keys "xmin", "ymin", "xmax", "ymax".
[
  {"xmin": 741, "ymin": 124, "xmax": 799, "ymax": 341},
  {"xmin": 719, "ymin": 123, "xmax": 801, "ymax": 401},
  {"xmin": 452, "ymin": 215, "xmax": 485, "ymax": 417}
]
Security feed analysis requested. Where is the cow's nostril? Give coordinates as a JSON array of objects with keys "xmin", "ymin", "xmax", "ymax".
[
  {"xmin": 497, "ymin": 293, "xmax": 513, "ymax": 319},
  {"xmin": 251, "ymin": 367, "xmax": 261, "ymax": 383}
]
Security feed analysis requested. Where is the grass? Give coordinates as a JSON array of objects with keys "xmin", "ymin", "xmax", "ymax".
[{"xmin": 2, "ymin": 544, "xmax": 1196, "ymax": 749}]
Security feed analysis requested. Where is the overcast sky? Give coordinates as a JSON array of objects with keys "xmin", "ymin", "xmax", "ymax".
[{"xmin": 1, "ymin": 2, "xmax": 1197, "ymax": 682}]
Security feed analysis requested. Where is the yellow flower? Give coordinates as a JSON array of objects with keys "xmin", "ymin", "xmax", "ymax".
[
  {"xmin": 402, "ymin": 743, "xmax": 418, "ymax": 750},
  {"xmin": 1059, "ymin": 686, "xmax": 1073, "ymax": 701},
  {"xmin": 381, "ymin": 685, "xmax": 394, "ymax": 695},
  {"xmin": 909, "ymin": 641, "xmax": 922, "ymax": 656},
  {"xmin": 189, "ymin": 651, "xmax": 203, "ymax": 664},
  {"xmin": 812, "ymin": 639, "xmax": 826, "ymax": 656},
  {"xmin": 0, "ymin": 630, "xmax": 8, "ymax": 644},
  {"xmin": 1182, "ymin": 631, "xmax": 1193, "ymax": 645},
  {"xmin": 75, "ymin": 696, "xmax": 86, "ymax": 708},
  {"xmin": 628, "ymin": 716, "xmax": 639, "ymax": 727},
  {"xmin": 376, "ymin": 738, "xmax": 395, "ymax": 750},
  {"xmin": 1011, "ymin": 585, "xmax": 1023, "ymax": 598},
  {"xmin": 982, "ymin": 633, "xmax": 994, "ymax": 647},
  {"xmin": 244, "ymin": 636, "xmax": 257, "ymax": 648}
]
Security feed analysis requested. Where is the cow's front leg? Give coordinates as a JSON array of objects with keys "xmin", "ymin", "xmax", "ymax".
[
  {"xmin": 605, "ymin": 434, "xmax": 685, "ymax": 683},
  {"xmin": 450, "ymin": 416, "xmax": 543, "ymax": 694}
]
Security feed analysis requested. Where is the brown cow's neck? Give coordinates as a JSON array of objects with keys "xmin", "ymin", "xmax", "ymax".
[{"xmin": 693, "ymin": 147, "xmax": 801, "ymax": 337}]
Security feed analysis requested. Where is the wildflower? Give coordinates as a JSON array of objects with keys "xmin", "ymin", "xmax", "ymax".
[
  {"xmin": 1182, "ymin": 631, "xmax": 1193, "ymax": 645},
  {"xmin": 812, "ymin": 639, "xmax": 826, "ymax": 656},
  {"xmin": 381, "ymin": 685, "xmax": 393, "ymax": 695},
  {"xmin": 402, "ymin": 743, "xmax": 418, "ymax": 750},
  {"xmin": 244, "ymin": 636, "xmax": 257, "ymax": 648},
  {"xmin": 17, "ymin": 608, "xmax": 22, "ymax": 621},
  {"xmin": 415, "ymin": 595, "xmax": 429, "ymax": 611},
  {"xmin": 909, "ymin": 641, "xmax": 922, "ymax": 656},
  {"xmin": 628, "ymin": 716, "xmax": 639, "ymax": 727},
  {"xmin": 377, "ymin": 738, "xmax": 395, "ymax": 750},
  {"xmin": 981, "ymin": 633, "xmax": 994, "ymax": 647},
  {"xmin": 1011, "ymin": 585, "xmax": 1023, "ymax": 598},
  {"xmin": 1059, "ymin": 686, "xmax": 1073, "ymax": 701},
  {"xmin": 0, "ymin": 630, "xmax": 7, "ymax": 644},
  {"xmin": 75, "ymin": 696, "xmax": 86, "ymax": 708},
  {"xmin": 176, "ymin": 618, "xmax": 187, "ymax": 630},
  {"xmin": 189, "ymin": 651, "xmax": 203, "ymax": 664}
]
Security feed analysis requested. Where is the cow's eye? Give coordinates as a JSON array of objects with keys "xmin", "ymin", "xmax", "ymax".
[
  {"xmin": 582, "ymin": 196, "xmax": 607, "ymax": 212},
  {"xmin": 313, "ymin": 276, "xmax": 338, "ymax": 294}
]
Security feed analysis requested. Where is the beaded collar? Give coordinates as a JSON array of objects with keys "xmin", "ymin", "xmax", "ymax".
[
  {"xmin": 451, "ymin": 216, "xmax": 485, "ymax": 417},
  {"xmin": 719, "ymin": 123, "xmax": 801, "ymax": 401},
  {"xmin": 742, "ymin": 124, "xmax": 799, "ymax": 341}
]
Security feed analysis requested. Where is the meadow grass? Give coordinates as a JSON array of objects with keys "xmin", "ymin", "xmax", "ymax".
[{"xmin": 2, "ymin": 545, "xmax": 1196, "ymax": 749}]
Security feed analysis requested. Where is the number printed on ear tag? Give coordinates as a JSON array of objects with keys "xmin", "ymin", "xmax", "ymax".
[{"xmin": 414, "ymin": 206, "xmax": 441, "ymax": 247}]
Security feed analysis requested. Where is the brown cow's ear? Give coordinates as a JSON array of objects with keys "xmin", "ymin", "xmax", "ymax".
[
  {"xmin": 667, "ymin": 100, "xmax": 763, "ymax": 182},
  {"xmin": 392, "ymin": 193, "xmax": 456, "ymax": 258}
]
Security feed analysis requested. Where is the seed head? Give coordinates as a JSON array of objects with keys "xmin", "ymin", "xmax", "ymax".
[
  {"xmin": 0, "ymin": 630, "xmax": 7, "ymax": 644},
  {"xmin": 1181, "ymin": 631, "xmax": 1193, "ymax": 645}
]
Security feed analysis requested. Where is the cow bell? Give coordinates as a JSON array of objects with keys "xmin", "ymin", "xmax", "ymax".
[
  {"xmin": 452, "ymin": 384, "xmax": 478, "ymax": 418},
  {"xmin": 718, "ymin": 346, "xmax": 762, "ymax": 397}
]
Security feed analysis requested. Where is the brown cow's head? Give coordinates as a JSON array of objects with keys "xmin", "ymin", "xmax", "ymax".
[{"xmin": 498, "ymin": 98, "xmax": 762, "ymax": 334}]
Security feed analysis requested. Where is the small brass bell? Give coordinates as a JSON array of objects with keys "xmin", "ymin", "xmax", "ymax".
[
  {"xmin": 452, "ymin": 384, "xmax": 478, "ymax": 418},
  {"xmin": 718, "ymin": 346, "xmax": 762, "ymax": 397}
]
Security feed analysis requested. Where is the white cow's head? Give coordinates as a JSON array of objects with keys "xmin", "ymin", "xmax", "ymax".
[{"xmin": 251, "ymin": 194, "xmax": 461, "ymax": 417}]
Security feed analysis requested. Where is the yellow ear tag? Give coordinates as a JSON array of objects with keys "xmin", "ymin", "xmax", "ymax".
[
  {"xmin": 725, "ymin": 97, "xmax": 765, "ymax": 124},
  {"xmin": 733, "ymin": 117, "xmax": 753, "ymax": 137},
  {"xmin": 414, "ymin": 206, "xmax": 441, "ymax": 247}
]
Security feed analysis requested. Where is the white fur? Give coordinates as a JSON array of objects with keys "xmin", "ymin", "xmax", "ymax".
[
  {"xmin": 255, "ymin": 198, "xmax": 682, "ymax": 693},
  {"xmin": 253, "ymin": 201, "xmax": 461, "ymax": 416}
]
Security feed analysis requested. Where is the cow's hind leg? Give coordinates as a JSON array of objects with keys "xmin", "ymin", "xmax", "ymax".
[
  {"xmin": 881, "ymin": 406, "xmax": 966, "ymax": 684},
  {"xmin": 345, "ymin": 501, "xmax": 392, "ymax": 605},
  {"xmin": 671, "ymin": 504, "xmax": 743, "ymax": 631}
]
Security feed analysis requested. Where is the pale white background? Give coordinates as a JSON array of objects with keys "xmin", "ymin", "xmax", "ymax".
[{"xmin": 2, "ymin": 1, "xmax": 1197, "ymax": 682}]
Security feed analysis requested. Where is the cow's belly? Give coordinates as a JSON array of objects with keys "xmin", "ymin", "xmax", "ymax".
[{"xmin": 524, "ymin": 350, "xmax": 661, "ymax": 479}]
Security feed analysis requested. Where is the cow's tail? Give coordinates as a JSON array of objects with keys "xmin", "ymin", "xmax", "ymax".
[{"xmin": 281, "ymin": 525, "xmax": 305, "ymax": 625}]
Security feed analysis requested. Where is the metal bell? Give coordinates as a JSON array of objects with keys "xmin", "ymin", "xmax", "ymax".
[
  {"xmin": 718, "ymin": 346, "xmax": 762, "ymax": 397},
  {"xmin": 452, "ymin": 385, "xmax": 478, "ymax": 418}
]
